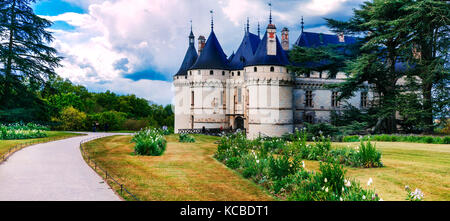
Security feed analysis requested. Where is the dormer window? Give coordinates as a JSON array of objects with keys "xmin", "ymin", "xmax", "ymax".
[{"xmin": 270, "ymin": 66, "xmax": 275, "ymax": 72}]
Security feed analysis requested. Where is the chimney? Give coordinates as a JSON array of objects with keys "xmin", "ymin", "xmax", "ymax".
[
  {"xmin": 198, "ymin": 35, "xmax": 206, "ymax": 55},
  {"xmin": 338, "ymin": 32, "xmax": 345, "ymax": 43},
  {"xmin": 281, "ymin": 27, "xmax": 289, "ymax": 51}
]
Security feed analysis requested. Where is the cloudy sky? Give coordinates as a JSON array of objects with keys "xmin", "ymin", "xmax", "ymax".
[{"xmin": 32, "ymin": 0, "xmax": 365, "ymax": 105}]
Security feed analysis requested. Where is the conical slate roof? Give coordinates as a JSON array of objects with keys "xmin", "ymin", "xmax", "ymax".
[
  {"xmin": 175, "ymin": 29, "xmax": 198, "ymax": 76},
  {"xmin": 175, "ymin": 44, "xmax": 198, "ymax": 76},
  {"xmin": 190, "ymin": 31, "xmax": 230, "ymax": 70},
  {"xmin": 246, "ymin": 31, "xmax": 290, "ymax": 66},
  {"xmin": 229, "ymin": 32, "xmax": 261, "ymax": 70}
]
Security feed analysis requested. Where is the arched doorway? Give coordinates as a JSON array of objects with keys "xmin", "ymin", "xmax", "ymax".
[{"xmin": 234, "ymin": 117, "xmax": 244, "ymax": 130}]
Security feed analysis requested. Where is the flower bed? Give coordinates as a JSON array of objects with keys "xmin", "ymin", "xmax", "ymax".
[
  {"xmin": 0, "ymin": 123, "xmax": 49, "ymax": 140},
  {"xmin": 214, "ymin": 131, "xmax": 382, "ymax": 201},
  {"xmin": 131, "ymin": 128, "xmax": 167, "ymax": 156}
]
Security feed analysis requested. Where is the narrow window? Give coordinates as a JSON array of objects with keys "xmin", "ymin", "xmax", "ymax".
[
  {"xmin": 210, "ymin": 70, "xmax": 214, "ymax": 75},
  {"xmin": 232, "ymin": 72, "xmax": 234, "ymax": 76},
  {"xmin": 270, "ymin": 66, "xmax": 275, "ymax": 72},
  {"xmin": 238, "ymin": 88, "xmax": 242, "ymax": 103},
  {"xmin": 304, "ymin": 115, "xmax": 314, "ymax": 124},
  {"xmin": 190, "ymin": 71, "xmax": 192, "ymax": 75},
  {"xmin": 254, "ymin": 67, "xmax": 257, "ymax": 72},
  {"xmin": 305, "ymin": 90, "xmax": 313, "ymax": 107},
  {"xmin": 222, "ymin": 71, "xmax": 225, "ymax": 76},
  {"xmin": 361, "ymin": 92, "xmax": 368, "ymax": 108},
  {"xmin": 191, "ymin": 91, "xmax": 194, "ymax": 106},
  {"xmin": 237, "ymin": 71, "xmax": 240, "ymax": 76},
  {"xmin": 331, "ymin": 92, "xmax": 340, "ymax": 107}
]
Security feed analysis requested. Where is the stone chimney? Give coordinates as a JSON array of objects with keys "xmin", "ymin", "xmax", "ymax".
[
  {"xmin": 338, "ymin": 32, "xmax": 345, "ymax": 43},
  {"xmin": 198, "ymin": 35, "xmax": 206, "ymax": 55},
  {"xmin": 281, "ymin": 27, "xmax": 289, "ymax": 51}
]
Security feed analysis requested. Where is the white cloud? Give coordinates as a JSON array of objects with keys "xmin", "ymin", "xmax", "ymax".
[{"xmin": 41, "ymin": 0, "xmax": 364, "ymax": 105}]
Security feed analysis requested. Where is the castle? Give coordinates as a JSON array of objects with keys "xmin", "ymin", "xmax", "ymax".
[{"xmin": 173, "ymin": 13, "xmax": 373, "ymax": 138}]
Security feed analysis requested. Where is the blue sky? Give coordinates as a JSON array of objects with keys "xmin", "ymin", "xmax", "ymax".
[{"xmin": 33, "ymin": 0, "xmax": 365, "ymax": 105}]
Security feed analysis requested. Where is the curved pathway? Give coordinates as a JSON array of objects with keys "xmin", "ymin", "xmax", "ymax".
[{"xmin": 0, "ymin": 132, "xmax": 131, "ymax": 201}]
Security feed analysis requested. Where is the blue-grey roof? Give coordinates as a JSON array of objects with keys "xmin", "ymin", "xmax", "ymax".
[
  {"xmin": 229, "ymin": 32, "xmax": 261, "ymax": 70},
  {"xmin": 294, "ymin": 31, "xmax": 358, "ymax": 48},
  {"xmin": 175, "ymin": 42, "xmax": 198, "ymax": 76},
  {"xmin": 190, "ymin": 30, "xmax": 230, "ymax": 70},
  {"xmin": 246, "ymin": 31, "xmax": 290, "ymax": 67}
]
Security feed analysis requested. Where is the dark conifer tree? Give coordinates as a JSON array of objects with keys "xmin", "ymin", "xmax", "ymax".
[{"xmin": 0, "ymin": 0, "xmax": 61, "ymax": 111}]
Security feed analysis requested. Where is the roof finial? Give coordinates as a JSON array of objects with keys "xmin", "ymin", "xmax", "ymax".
[
  {"xmin": 210, "ymin": 10, "xmax": 214, "ymax": 31},
  {"xmin": 268, "ymin": 2, "xmax": 272, "ymax": 24},
  {"xmin": 301, "ymin": 16, "xmax": 304, "ymax": 33},
  {"xmin": 247, "ymin": 17, "xmax": 250, "ymax": 33},
  {"xmin": 258, "ymin": 21, "xmax": 260, "ymax": 37},
  {"xmin": 190, "ymin": 19, "xmax": 193, "ymax": 32}
]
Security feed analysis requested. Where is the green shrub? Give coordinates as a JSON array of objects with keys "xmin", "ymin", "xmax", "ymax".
[
  {"xmin": 88, "ymin": 111, "xmax": 127, "ymax": 131},
  {"xmin": 52, "ymin": 106, "xmax": 87, "ymax": 131},
  {"xmin": 358, "ymin": 140, "xmax": 382, "ymax": 168},
  {"xmin": 268, "ymin": 155, "xmax": 300, "ymax": 180},
  {"xmin": 131, "ymin": 128, "xmax": 167, "ymax": 156},
  {"xmin": 179, "ymin": 133, "xmax": 195, "ymax": 143}
]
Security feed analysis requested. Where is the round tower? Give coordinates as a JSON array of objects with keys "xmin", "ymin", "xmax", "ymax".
[
  {"xmin": 187, "ymin": 13, "xmax": 229, "ymax": 130},
  {"xmin": 173, "ymin": 24, "xmax": 198, "ymax": 133},
  {"xmin": 244, "ymin": 19, "xmax": 294, "ymax": 139}
]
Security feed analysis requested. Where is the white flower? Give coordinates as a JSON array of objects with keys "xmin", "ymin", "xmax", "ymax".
[
  {"xmin": 340, "ymin": 197, "xmax": 343, "ymax": 201},
  {"xmin": 325, "ymin": 187, "xmax": 329, "ymax": 193},
  {"xmin": 367, "ymin": 178, "xmax": 373, "ymax": 186},
  {"xmin": 256, "ymin": 160, "xmax": 260, "ymax": 164},
  {"xmin": 345, "ymin": 180, "xmax": 351, "ymax": 187},
  {"xmin": 324, "ymin": 178, "xmax": 328, "ymax": 183},
  {"xmin": 362, "ymin": 195, "xmax": 366, "ymax": 200},
  {"xmin": 301, "ymin": 161, "xmax": 305, "ymax": 168}
]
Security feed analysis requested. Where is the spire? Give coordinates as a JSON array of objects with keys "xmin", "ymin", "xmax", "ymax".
[
  {"xmin": 246, "ymin": 17, "xmax": 250, "ymax": 33},
  {"xmin": 210, "ymin": 10, "xmax": 214, "ymax": 31},
  {"xmin": 189, "ymin": 20, "xmax": 194, "ymax": 46},
  {"xmin": 301, "ymin": 16, "xmax": 304, "ymax": 33},
  {"xmin": 268, "ymin": 2, "xmax": 272, "ymax": 24}
]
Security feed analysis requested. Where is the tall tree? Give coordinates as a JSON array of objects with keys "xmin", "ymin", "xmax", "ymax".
[
  {"xmin": 0, "ymin": 0, "xmax": 61, "ymax": 108},
  {"xmin": 398, "ymin": 0, "xmax": 450, "ymax": 132}
]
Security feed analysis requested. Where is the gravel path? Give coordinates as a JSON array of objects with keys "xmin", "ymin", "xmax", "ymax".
[{"xmin": 0, "ymin": 132, "xmax": 132, "ymax": 201}]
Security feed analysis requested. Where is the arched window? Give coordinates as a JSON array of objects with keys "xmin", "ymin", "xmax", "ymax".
[
  {"xmin": 189, "ymin": 71, "xmax": 192, "ymax": 75},
  {"xmin": 222, "ymin": 71, "xmax": 225, "ymax": 76},
  {"xmin": 237, "ymin": 71, "xmax": 240, "ymax": 76},
  {"xmin": 254, "ymin": 67, "xmax": 257, "ymax": 72},
  {"xmin": 210, "ymin": 70, "xmax": 214, "ymax": 75},
  {"xmin": 270, "ymin": 66, "xmax": 275, "ymax": 72},
  {"xmin": 232, "ymin": 72, "xmax": 234, "ymax": 76}
]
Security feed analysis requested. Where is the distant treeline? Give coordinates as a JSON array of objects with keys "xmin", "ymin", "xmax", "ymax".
[{"xmin": 0, "ymin": 76, "xmax": 173, "ymax": 131}]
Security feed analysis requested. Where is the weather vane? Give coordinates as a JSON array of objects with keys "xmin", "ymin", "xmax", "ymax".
[{"xmin": 210, "ymin": 10, "xmax": 214, "ymax": 31}]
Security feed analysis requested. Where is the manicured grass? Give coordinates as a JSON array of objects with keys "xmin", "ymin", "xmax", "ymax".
[
  {"xmin": 83, "ymin": 134, "xmax": 273, "ymax": 201},
  {"xmin": 0, "ymin": 131, "xmax": 83, "ymax": 158},
  {"xmin": 303, "ymin": 142, "xmax": 450, "ymax": 201}
]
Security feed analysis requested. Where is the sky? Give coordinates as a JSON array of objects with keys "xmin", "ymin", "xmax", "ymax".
[{"xmin": 32, "ymin": 0, "xmax": 366, "ymax": 105}]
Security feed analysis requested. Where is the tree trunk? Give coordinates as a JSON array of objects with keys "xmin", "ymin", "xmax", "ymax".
[{"xmin": 3, "ymin": 0, "xmax": 16, "ymax": 107}]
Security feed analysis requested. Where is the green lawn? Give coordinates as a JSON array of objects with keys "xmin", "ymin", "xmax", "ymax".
[
  {"xmin": 303, "ymin": 141, "xmax": 450, "ymax": 201},
  {"xmin": 83, "ymin": 135, "xmax": 450, "ymax": 201},
  {"xmin": 0, "ymin": 131, "xmax": 82, "ymax": 157},
  {"xmin": 83, "ymin": 134, "xmax": 273, "ymax": 201}
]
